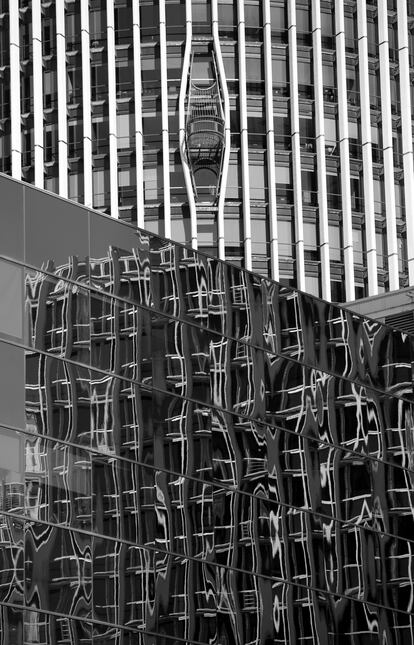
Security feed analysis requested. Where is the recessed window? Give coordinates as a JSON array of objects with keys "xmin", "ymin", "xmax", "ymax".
[
  {"xmin": 353, "ymin": 228, "xmax": 364, "ymax": 265},
  {"xmin": 278, "ymin": 219, "xmax": 293, "ymax": 257},
  {"xmin": 305, "ymin": 275, "xmax": 320, "ymax": 297},
  {"xmin": 246, "ymin": 57, "xmax": 263, "ymax": 82},
  {"xmin": 249, "ymin": 163, "xmax": 266, "ymax": 201},
  {"xmin": 251, "ymin": 219, "xmax": 268, "ymax": 255},
  {"xmin": 224, "ymin": 218, "xmax": 242, "ymax": 246},
  {"xmin": 272, "ymin": 57, "xmax": 288, "ymax": 88},
  {"xmin": 117, "ymin": 114, "xmax": 134, "ymax": 149},
  {"xmin": 329, "ymin": 225, "xmax": 342, "ymax": 262},
  {"xmin": 192, "ymin": 2, "xmax": 211, "ymax": 22}
]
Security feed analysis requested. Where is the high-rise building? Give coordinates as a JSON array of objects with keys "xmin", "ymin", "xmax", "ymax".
[
  {"xmin": 1, "ymin": 172, "xmax": 414, "ymax": 643},
  {"xmin": 0, "ymin": 0, "xmax": 413, "ymax": 302}
]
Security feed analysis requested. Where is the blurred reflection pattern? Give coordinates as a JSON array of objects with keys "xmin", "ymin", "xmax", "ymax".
[{"xmin": 1, "ymin": 180, "xmax": 414, "ymax": 643}]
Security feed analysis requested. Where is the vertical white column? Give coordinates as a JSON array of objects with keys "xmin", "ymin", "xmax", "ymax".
[
  {"xmin": 159, "ymin": 0, "xmax": 171, "ymax": 238},
  {"xmin": 179, "ymin": 0, "xmax": 196, "ymax": 247},
  {"xmin": 9, "ymin": 2, "xmax": 21, "ymax": 179},
  {"xmin": 212, "ymin": 0, "xmax": 230, "ymax": 261},
  {"xmin": 56, "ymin": 1, "xmax": 68, "ymax": 198},
  {"xmin": 312, "ymin": 0, "xmax": 330, "ymax": 300},
  {"xmin": 263, "ymin": 0, "xmax": 279, "ymax": 281},
  {"xmin": 237, "ymin": 0, "xmax": 252, "ymax": 271},
  {"xmin": 288, "ymin": 1, "xmax": 305, "ymax": 291},
  {"xmin": 32, "ymin": 0, "xmax": 44, "ymax": 188},
  {"xmin": 378, "ymin": 0, "xmax": 399, "ymax": 290},
  {"xmin": 81, "ymin": 0, "xmax": 93, "ymax": 207},
  {"xmin": 132, "ymin": 0, "xmax": 145, "ymax": 228},
  {"xmin": 107, "ymin": 0, "xmax": 118, "ymax": 217},
  {"xmin": 357, "ymin": 0, "xmax": 377, "ymax": 295},
  {"xmin": 335, "ymin": 0, "xmax": 354, "ymax": 301},
  {"xmin": 397, "ymin": 0, "xmax": 414, "ymax": 284}
]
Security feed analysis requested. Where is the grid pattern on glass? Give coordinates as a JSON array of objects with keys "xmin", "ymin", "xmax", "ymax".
[{"xmin": 0, "ymin": 175, "xmax": 414, "ymax": 641}]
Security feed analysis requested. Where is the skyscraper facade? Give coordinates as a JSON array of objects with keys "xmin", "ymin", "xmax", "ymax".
[
  {"xmin": 1, "ymin": 0, "xmax": 414, "ymax": 302},
  {"xmin": 1, "ymin": 173, "xmax": 414, "ymax": 643}
]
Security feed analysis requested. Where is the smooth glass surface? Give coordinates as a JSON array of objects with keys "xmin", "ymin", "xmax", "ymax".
[
  {"xmin": 25, "ymin": 187, "xmax": 89, "ymax": 275},
  {"xmin": 0, "ymin": 341, "xmax": 25, "ymax": 429},
  {"xmin": 0, "ymin": 260, "xmax": 23, "ymax": 340},
  {"xmin": 0, "ymin": 175, "xmax": 24, "ymax": 261}
]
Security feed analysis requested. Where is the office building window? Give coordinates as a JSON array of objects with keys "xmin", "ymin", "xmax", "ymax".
[
  {"xmin": 249, "ymin": 162, "xmax": 266, "ymax": 201},
  {"xmin": 278, "ymin": 219, "xmax": 293, "ymax": 257},
  {"xmin": 272, "ymin": 56, "xmax": 288, "ymax": 93},
  {"xmin": 353, "ymin": 228, "xmax": 364, "ymax": 265},
  {"xmin": 117, "ymin": 114, "xmax": 134, "ymax": 150},
  {"xmin": 298, "ymin": 60, "xmax": 313, "ymax": 98},
  {"xmin": 276, "ymin": 165, "xmax": 293, "ymax": 204},
  {"xmin": 327, "ymin": 174, "xmax": 340, "ymax": 209},
  {"xmin": 329, "ymin": 225, "xmax": 342, "ymax": 262},
  {"xmin": 224, "ymin": 217, "xmax": 242, "ymax": 250}
]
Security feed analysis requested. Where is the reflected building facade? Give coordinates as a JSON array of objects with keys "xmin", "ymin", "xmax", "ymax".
[
  {"xmin": 1, "ymin": 0, "xmax": 414, "ymax": 302},
  {"xmin": 0, "ymin": 174, "xmax": 414, "ymax": 642}
]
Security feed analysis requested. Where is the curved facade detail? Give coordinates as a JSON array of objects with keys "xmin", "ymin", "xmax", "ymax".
[
  {"xmin": 1, "ymin": 0, "xmax": 414, "ymax": 300},
  {"xmin": 184, "ymin": 52, "xmax": 226, "ymax": 203},
  {"xmin": 178, "ymin": 0, "xmax": 197, "ymax": 248},
  {"xmin": 178, "ymin": 0, "xmax": 231, "ymax": 256},
  {"xmin": 1, "ymin": 175, "xmax": 414, "ymax": 643}
]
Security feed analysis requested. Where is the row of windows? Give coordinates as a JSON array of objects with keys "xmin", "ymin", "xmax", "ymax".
[
  {"xmin": 11, "ymin": 1, "xmax": 413, "ymax": 55},
  {"xmin": 0, "ymin": 2, "xmax": 412, "ymax": 297}
]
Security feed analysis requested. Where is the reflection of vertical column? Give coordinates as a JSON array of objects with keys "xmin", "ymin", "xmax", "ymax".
[
  {"xmin": 107, "ymin": 0, "xmax": 118, "ymax": 218},
  {"xmin": 397, "ymin": 0, "xmax": 414, "ymax": 284},
  {"xmin": 335, "ymin": 0, "xmax": 355, "ymax": 300},
  {"xmin": 378, "ymin": 0, "xmax": 398, "ymax": 290},
  {"xmin": 159, "ymin": 0, "xmax": 171, "ymax": 238},
  {"xmin": 288, "ymin": 1, "xmax": 305, "ymax": 291},
  {"xmin": 237, "ymin": 0, "xmax": 252, "ymax": 271},
  {"xmin": 212, "ymin": 0, "xmax": 230, "ymax": 261},
  {"xmin": 263, "ymin": 0, "xmax": 278, "ymax": 280},
  {"xmin": 56, "ymin": 2, "xmax": 68, "ymax": 198},
  {"xmin": 132, "ymin": 2, "xmax": 145, "ymax": 227},
  {"xmin": 81, "ymin": 0, "xmax": 93, "ymax": 207},
  {"xmin": 33, "ymin": 0, "xmax": 44, "ymax": 188},
  {"xmin": 312, "ymin": 0, "xmax": 330, "ymax": 300},
  {"xmin": 9, "ymin": 2, "xmax": 21, "ymax": 179},
  {"xmin": 179, "ymin": 0, "xmax": 197, "ymax": 247},
  {"xmin": 358, "ymin": 0, "xmax": 377, "ymax": 295}
]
